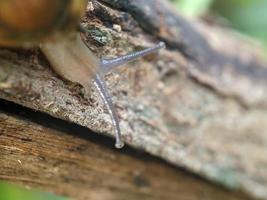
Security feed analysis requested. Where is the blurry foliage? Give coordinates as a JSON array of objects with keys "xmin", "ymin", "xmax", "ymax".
[
  {"xmin": 170, "ymin": 0, "xmax": 213, "ymax": 17},
  {"xmin": 0, "ymin": 181, "xmax": 68, "ymax": 200},
  {"xmin": 170, "ymin": 0, "xmax": 267, "ymax": 47}
]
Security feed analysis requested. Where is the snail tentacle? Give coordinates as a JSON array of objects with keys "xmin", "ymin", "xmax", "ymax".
[
  {"xmin": 93, "ymin": 73, "xmax": 124, "ymax": 149},
  {"xmin": 93, "ymin": 42, "xmax": 165, "ymax": 148},
  {"xmin": 100, "ymin": 42, "xmax": 165, "ymax": 74}
]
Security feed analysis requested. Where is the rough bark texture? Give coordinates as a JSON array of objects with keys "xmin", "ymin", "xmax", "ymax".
[
  {"xmin": 0, "ymin": 0, "xmax": 267, "ymax": 199},
  {"xmin": 0, "ymin": 111, "xmax": 252, "ymax": 200}
]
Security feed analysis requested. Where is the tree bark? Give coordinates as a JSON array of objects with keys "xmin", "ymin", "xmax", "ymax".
[
  {"xmin": 0, "ymin": 111, "xmax": 251, "ymax": 200},
  {"xmin": 0, "ymin": 0, "xmax": 267, "ymax": 199}
]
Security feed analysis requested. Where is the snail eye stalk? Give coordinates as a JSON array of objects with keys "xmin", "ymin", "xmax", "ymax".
[
  {"xmin": 77, "ymin": 24, "xmax": 165, "ymax": 149},
  {"xmin": 100, "ymin": 42, "xmax": 165, "ymax": 74},
  {"xmin": 92, "ymin": 42, "xmax": 165, "ymax": 148},
  {"xmin": 93, "ymin": 74, "xmax": 124, "ymax": 149}
]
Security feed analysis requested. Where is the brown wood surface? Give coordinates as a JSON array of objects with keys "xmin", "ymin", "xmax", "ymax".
[
  {"xmin": 0, "ymin": 0, "xmax": 267, "ymax": 199},
  {"xmin": 0, "ymin": 110, "xmax": 251, "ymax": 200}
]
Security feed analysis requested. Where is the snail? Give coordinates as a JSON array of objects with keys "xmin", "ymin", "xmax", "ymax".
[{"xmin": 0, "ymin": 0, "xmax": 165, "ymax": 148}]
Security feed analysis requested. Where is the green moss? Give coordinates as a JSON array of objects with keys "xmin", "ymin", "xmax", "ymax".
[{"xmin": 86, "ymin": 25, "xmax": 112, "ymax": 46}]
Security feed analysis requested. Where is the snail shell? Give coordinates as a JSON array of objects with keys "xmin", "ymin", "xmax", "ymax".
[
  {"xmin": 0, "ymin": 0, "xmax": 99, "ymax": 96},
  {"xmin": 0, "ymin": 0, "xmax": 87, "ymax": 46}
]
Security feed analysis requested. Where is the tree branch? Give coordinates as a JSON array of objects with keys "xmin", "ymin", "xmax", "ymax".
[{"xmin": 0, "ymin": 0, "xmax": 267, "ymax": 199}]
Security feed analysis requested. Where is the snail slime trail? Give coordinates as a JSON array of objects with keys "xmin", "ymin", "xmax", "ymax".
[{"xmin": 0, "ymin": 0, "xmax": 165, "ymax": 148}]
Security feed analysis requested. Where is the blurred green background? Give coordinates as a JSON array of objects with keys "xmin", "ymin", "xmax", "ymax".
[
  {"xmin": 0, "ymin": 181, "xmax": 68, "ymax": 200},
  {"xmin": 170, "ymin": 0, "xmax": 267, "ymax": 47},
  {"xmin": 0, "ymin": 0, "xmax": 266, "ymax": 199}
]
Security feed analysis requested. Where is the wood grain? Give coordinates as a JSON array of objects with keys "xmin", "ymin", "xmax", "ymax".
[{"xmin": 0, "ymin": 110, "xmax": 251, "ymax": 200}]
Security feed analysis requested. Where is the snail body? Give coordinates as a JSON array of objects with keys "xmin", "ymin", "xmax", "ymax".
[
  {"xmin": 0, "ymin": 0, "xmax": 165, "ymax": 148},
  {"xmin": 0, "ymin": 0, "xmax": 97, "ymax": 95}
]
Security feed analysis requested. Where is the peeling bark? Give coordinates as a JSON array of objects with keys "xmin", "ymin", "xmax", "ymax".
[{"xmin": 0, "ymin": 0, "xmax": 267, "ymax": 199}]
